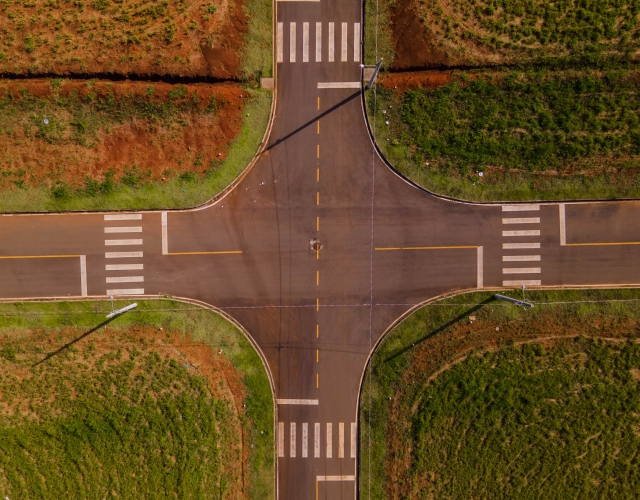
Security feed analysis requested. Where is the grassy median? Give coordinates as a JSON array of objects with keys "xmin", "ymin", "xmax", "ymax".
[
  {"xmin": 360, "ymin": 289, "xmax": 640, "ymax": 499},
  {"xmin": 0, "ymin": 300, "xmax": 274, "ymax": 499}
]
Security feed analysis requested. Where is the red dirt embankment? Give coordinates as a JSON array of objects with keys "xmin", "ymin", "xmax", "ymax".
[
  {"xmin": 0, "ymin": 79, "xmax": 247, "ymax": 190},
  {"xmin": 379, "ymin": 70, "xmax": 453, "ymax": 91}
]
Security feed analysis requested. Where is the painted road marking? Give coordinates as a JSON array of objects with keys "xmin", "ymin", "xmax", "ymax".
[
  {"xmin": 80, "ymin": 255, "xmax": 87, "ymax": 297},
  {"xmin": 161, "ymin": 211, "xmax": 168, "ymax": 255},
  {"xmin": 105, "ymin": 239, "xmax": 143, "ymax": 246},
  {"xmin": 375, "ymin": 245, "xmax": 477, "ymax": 251},
  {"xmin": 503, "ymin": 255, "xmax": 541, "ymax": 261},
  {"xmin": 316, "ymin": 191, "xmax": 320, "ymax": 204},
  {"xmin": 104, "ymin": 214, "xmax": 141, "ymax": 220},
  {"xmin": 314, "ymin": 423, "xmax": 320, "ymax": 457},
  {"xmin": 276, "ymin": 0, "xmax": 319, "ymax": 2},
  {"xmin": 503, "ymin": 242, "xmax": 541, "ymax": 249},
  {"xmin": 166, "ymin": 251, "xmax": 242, "ymax": 255},
  {"xmin": 316, "ymin": 349, "xmax": 319, "ymax": 362},
  {"xmin": 0, "ymin": 254, "xmax": 80, "ymax": 259},
  {"xmin": 567, "ymin": 241, "xmax": 640, "ymax": 246},
  {"xmin": 477, "ymin": 246, "xmax": 483, "ymax": 289},
  {"xmin": 316, "ymin": 270, "xmax": 319, "ymax": 286},
  {"xmin": 277, "ymin": 23, "xmax": 283, "ymax": 63},
  {"xmin": 317, "ymin": 82, "xmax": 360, "ymax": 88},
  {"xmin": 351, "ymin": 422, "xmax": 356, "ymax": 458},
  {"xmin": 106, "ymin": 264, "xmax": 143, "ymax": 271},
  {"xmin": 315, "ymin": 22, "xmax": 322, "ymax": 61},
  {"xmin": 502, "ymin": 204, "xmax": 540, "ymax": 212},
  {"xmin": 502, "ymin": 217, "xmax": 540, "ymax": 224},
  {"xmin": 278, "ymin": 422, "xmax": 284, "ymax": 457},
  {"xmin": 341, "ymin": 22, "xmax": 347, "ymax": 61},
  {"xmin": 106, "ymin": 288, "xmax": 144, "ymax": 295},
  {"xmin": 503, "ymin": 268, "xmax": 542, "ymax": 274},
  {"xmin": 317, "ymin": 144, "xmax": 320, "ymax": 158},
  {"xmin": 559, "ymin": 203, "xmax": 566, "ymax": 246},
  {"xmin": 503, "ymin": 280, "xmax": 542, "ymax": 286},
  {"xmin": 338, "ymin": 422, "xmax": 344, "ymax": 458},
  {"xmin": 302, "ymin": 423, "xmax": 308, "ymax": 458},
  {"xmin": 316, "ymin": 373, "xmax": 319, "ymax": 388},
  {"xmin": 106, "ymin": 276, "xmax": 144, "ymax": 283},
  {"xmin": 290, "ymin": 423, "xmax": 296, "ymax": 458},
  {"xmin": 104, "ymin": 226, "xmax": 142, "ymax": 233},
  {"xmin": 290, "ymin": 22, "xmax": 296, "ymax": 63},
  {"xmin": 105, "ymin": 251, "xmax": 144, "ymax": 258},
  {"xmin": 303, "ymin": 22, "xmax": 309, "ymax": 62},
  {"xmin": 317, "ymin": 476, "xmax": 356, "ymax": 481},
  {"xmin": 502, "ymin": 230, "xmax": 540, "ymax": 237},
  {"xmin": 326, "ymin": 423, "xmax": 332, "ymax": 458},
  {"xmin": 328, "ymin": 22, "xmax": 334, "ymax": 62},
  {"xmin": 277, "ymin": 399, "xmax": 319, "ymax": 405},
  {"xmin": 354, "ymin": 23, "xmax": 360, "ymax": 61},
  {"xmin": 316, "ymin": 216, "xmax": 320, "ymax": 231},
  {"xmin": 316, "ymin": 324, "xmax": 319, "ymax": 337}
]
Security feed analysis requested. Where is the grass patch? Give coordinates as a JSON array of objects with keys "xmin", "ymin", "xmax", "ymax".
[
  {"xmin": 0, "ymin": 84, "xmax": 272, "ymax": 212},
  {"xmin": 369, "ymin": 69, "xmax": 640, "ymax": 201},
  {"xmin": 241, "ymin": 0, "xmax": 272, "ymax": 81},
  {"xmin": 360, "ymin": 288, "xmax": 640, "ymax": 499},
  {"xmin": 0, "ymin": 299, "xmax": 274, "ymax": 499}
]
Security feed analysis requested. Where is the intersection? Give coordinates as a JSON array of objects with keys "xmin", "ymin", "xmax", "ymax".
[{"xmin": 2, "ymin": 0, "xmax": 640, "ymax": 498}]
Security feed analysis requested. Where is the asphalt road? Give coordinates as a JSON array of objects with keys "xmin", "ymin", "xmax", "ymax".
[{"xmin": 2, "ymin": 0, "xmax": 640, "ymax": 498}]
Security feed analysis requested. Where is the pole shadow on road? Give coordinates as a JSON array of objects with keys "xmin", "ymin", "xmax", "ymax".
[
  {"xmin": 32, "ymin": 316, "xmax": 118, "ymax": 368},
  {"xmin": 384, "ymin": 296, "xmax": 496, "ymax": 363},
  {"xmin": 266, "ymin": 90, "xmax": 362, "ymax": 150}
]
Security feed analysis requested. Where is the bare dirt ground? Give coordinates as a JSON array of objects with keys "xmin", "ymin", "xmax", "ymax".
[
  {"xmin": 379, "ymin": 70, "xmax": 452, "ymax": 91},
  {"xmin": 0, "ymin": 79, "xmax": 247, "ymax": 191},
  {"xmin": 0, "ymin": 0, "xmax": 247, "ymax": 78}
]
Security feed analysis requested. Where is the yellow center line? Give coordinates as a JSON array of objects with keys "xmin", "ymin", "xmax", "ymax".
[
  {"xmin": 167, "ymin": 251, "xmax": 243, "ymax": 255},
  {"xmin": 0, "ymin": 254, "xmax": 81, "ymax": 259},
  {"xmin": 316, "ymin": 247, "xmax": 319, "ymax": 260},
  {"xmin": 317, "ymin": 120, "xmax": 320, "ymax": 134},
  {"xmin": 316, "ymin": 270, "xmax": 319, "ymax": 286},
  {"xmin": 316, "ymin": 481, "xmax": 318, "ymax": 500},
  {"xmin": 316, "ymin": 216, "xmax": 320, "ymax": 231},
  {"xmin": 317, "ymin": 144, "xmax": 320, "ymax": 158},
  {"xmin": 316, "ymin": 373, "xmax": 319, "ymax": 388},
  {"xmin": 375, "ymin": 246, "xmax": 478, "ymax": 251},
  {"xmin": 316, "ymin": 349, "xmax": 319, "ymax": 362},
  {"xmin": 317, "ymin": 97, "xmax": 320, "ymax": 110},
  {"xmin": 316, "ymin": 168, "xmax": 320, "ymax": 182},
  {"xmin": 316, "ymin": 298, "xmax": 319, "ymax": 312},
  {"xmin": 566, "ymin": 242, "xmax": 640, "ymax": 246},
  {"xmin": 316, "ymin": 192, "xmax": 320, "ymax": 205},
  {"xmin": 316, "ymin": 323, "xmax": 319, "ymax": 337}
]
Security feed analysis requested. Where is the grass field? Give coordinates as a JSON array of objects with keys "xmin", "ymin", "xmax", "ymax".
[
  {"xmin": 369, "ymin": 68, "xmax": 640, "ymax": 201},
  {"xmin": 360, "ymin": 289, "xmax": 640, "ymax": 499},
  {"xmin": 0, "ymin": 299, "xmax": 274, "ymax": 499},
  {"xmin": 0, "ymin": 0, "xmax": 272, "ymax": 80},
  {"xmin": 0, "ymin": 81, "xmax": 272, "ymax": 212}
]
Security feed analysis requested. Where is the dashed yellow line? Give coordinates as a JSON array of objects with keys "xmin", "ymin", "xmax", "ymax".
[
  {"xmin": 316, "ymin": 168, "xmax": 320, "ymax": 182},
  {"xmin": 317, "ymin": 97, "xmax": 320, "ymax": 110},
  {"xmin": 375, "ymin": 246, "xmax": 477, "ymax": 251},
  {"xmin": 316, "ymin": 349, "xmax": 319, "ymax": 362},
  {"xmin": 566, "ymin": 241, "xmax": 640, "ymax": 246},
  {"xmin": 316, "ymin": 270, "xmax": 319, "ymax": 286},
  {"xmin": 317, "ymin": 144, "xmax": 320, "ymax": 158},
  {"xmin": 316, "ymin": 298, "xmax": 319, "ymax": 312},
  {"xmin": 316, "ymin": 373, "xmax": 319, "ymax": 388},
  {"xmin": 316, "ymin": 192, "xmax": 320, "ymax": 205},
  {"xmin": 0, "ymin": 254, "xmax": 81, "ymax": 259},
  {"xmin": 317, "ymin": 120, "xmax": 320, "ymax": 134},
  {"xmin": 167, "ymin": 251, "xmax": 243, "ymax": 255},
  {"xmin": 316, "ymin": 323, "xmax": 319, "ymax": 337},
  {"xmin": 316, "ymin": 216, "xmax": 320, "ymax": 231}
]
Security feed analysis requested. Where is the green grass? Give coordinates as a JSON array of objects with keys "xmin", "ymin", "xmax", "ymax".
[
  {"xmin": 241, "ymin": 0, "xmax": 273, "ymax": 81},
  {"xmin": 0, "ymin": 88, "xmax": 272, "ymax": 212},
  {"xmin": 0, "ymin": 300, "xmax": 275, "ymax": 499},
  {"xmin": 360, "ymin": 288, "xmax": 640, "ymax": 499},
  {"xmin": 369, "ymin": 69, "xmax": 640, "ymax": 201},
  {"xmin": 416, "ymin": 0, "xmax": 640, "ymax": 66}
]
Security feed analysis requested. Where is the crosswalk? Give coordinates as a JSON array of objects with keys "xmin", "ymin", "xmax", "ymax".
[
  {"xmin": 501, "ymin": 205, "xmax": 542, "ymax": 286},
  {"xmin": 277, "ymin": 21, "xmax": 361, "ymax": 64},
  {"xmin": 278, "ymin": 421, "xmax": 356, "ymax": 459},
  {"xmin": 103, "ymin": 214, "xmax": 145, "ymax": 295}
]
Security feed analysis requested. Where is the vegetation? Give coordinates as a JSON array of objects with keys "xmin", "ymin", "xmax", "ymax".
[
  {"xmin": 370, "ymin": 69, "xmax": 640, "ymax": 200},
  {"xmin": 416, "ymin": 0, "xmax": 640, "ymax": 67},
  {"xmin": 0, "ymin": 81, "xmax": 272, "ymax": 212},
  {"xmin": 0, "ymin": 0, "xmax": 272, "ymax": 80},
  {"xmin": 360, "ymin": 289, "xmax": 640, "ymax": 499},
  {"xmin": 0, "ymin": 299, "xmax": 274, "ymax": 499}
]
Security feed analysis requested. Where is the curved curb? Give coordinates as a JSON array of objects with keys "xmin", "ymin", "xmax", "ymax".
[
  {"xmin": 359, "ymin": 87, "xmax": 640, "ymax": 207},
  {"xmin": 0, "ymin": 293, "xmax": 278, "ymax": 499},
  {"xmin": 354, "ymin": 283, "xmax": 640, "ymax": 497}
]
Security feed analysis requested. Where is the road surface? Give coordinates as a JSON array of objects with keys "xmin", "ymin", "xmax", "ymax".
[{"xmin": 2, "ymin": 0, "xmax": 640, "ymax": 498}]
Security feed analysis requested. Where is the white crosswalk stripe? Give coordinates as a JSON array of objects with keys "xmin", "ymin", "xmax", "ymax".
[
  {"xmin": 277, "ymin": 421, "xmax": 357, "ymax": 459},
  {"xmin": 500, "ymin": 205, "xmax": 542, "ymax": 287},
  {"xmin": 278, "ymin": 21, "xmax": 361, "ymax": 65},
  {"xmin": 103, "ymin": 213, "xmax": 145, "ymax": 295}
]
